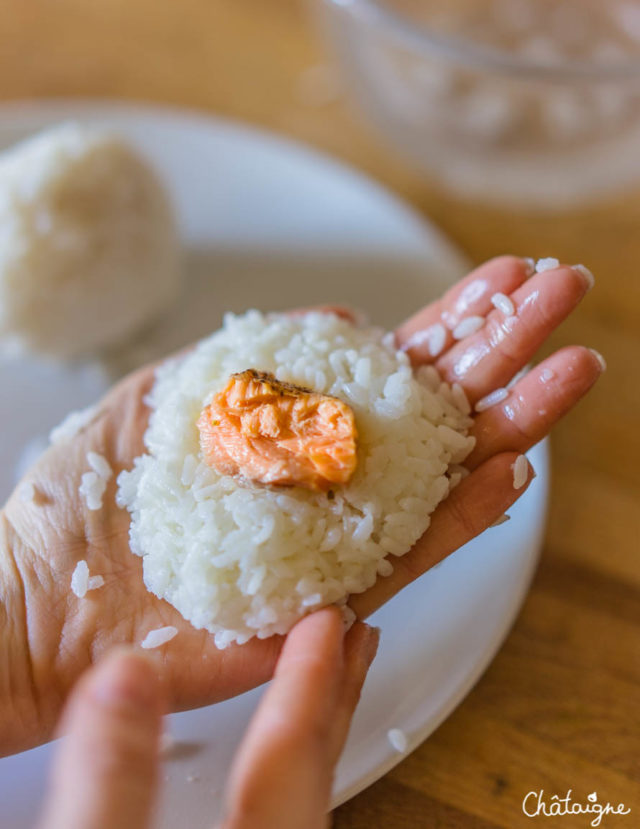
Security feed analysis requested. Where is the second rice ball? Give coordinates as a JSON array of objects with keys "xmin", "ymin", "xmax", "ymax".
[{"xmin": 0, "ymin": 122, "xmax": 182, "ymax": 358}]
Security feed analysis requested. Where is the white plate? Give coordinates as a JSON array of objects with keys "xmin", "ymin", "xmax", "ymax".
[{"xmin": 0, "ymin": 101, "xmax": 548, "ymax": 828}]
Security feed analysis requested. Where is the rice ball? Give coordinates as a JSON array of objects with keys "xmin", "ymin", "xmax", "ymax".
[{"xmin": 0, "ymin": 123, "xmax": 182, "ymax": 358}]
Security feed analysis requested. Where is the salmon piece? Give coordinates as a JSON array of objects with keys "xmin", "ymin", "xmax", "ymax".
[{"xmin": 197, "ymin": 369, "xmax": 358, "ymax": 492}]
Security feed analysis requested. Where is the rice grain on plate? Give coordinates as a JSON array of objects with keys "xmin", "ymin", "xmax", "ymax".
[{"xmin": 117, "ymin": 311, "xmax": 476, "ymax": 648}]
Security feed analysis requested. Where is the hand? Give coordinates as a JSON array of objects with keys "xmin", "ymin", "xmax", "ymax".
[
  {"xmin": 36, "ymin": 609, "xmax": 378, "ymax": 829},
  {"xmin": 0, "ymin": 256, "xmax": 603, "ymax": 754}
]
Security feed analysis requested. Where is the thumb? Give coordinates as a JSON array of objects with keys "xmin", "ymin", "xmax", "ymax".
[{"xmin": 37, "ymin": 647, "xmax": 163, "ymax": 829}]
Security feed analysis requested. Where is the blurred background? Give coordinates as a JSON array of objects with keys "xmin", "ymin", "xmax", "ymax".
[{"xmin": 1, "ymin": 1, "xmax": 637, "ymax": 826}]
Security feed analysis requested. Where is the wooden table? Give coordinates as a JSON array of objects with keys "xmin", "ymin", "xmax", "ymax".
[{"xmin": 1, "ymin": 2, "xmax": 638, "ymax": 826}]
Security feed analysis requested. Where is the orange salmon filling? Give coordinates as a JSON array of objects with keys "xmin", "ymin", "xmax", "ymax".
[{"xmin": 197, "ymin": 369, "xmax": 358, "ymax": 492}]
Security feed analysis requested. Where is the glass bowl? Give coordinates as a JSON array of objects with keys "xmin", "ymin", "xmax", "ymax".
[{"xmin": 313, "ymin": 0, "xmax": 640, "ymax": 208}]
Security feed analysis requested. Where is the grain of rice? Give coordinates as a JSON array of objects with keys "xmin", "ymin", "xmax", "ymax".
[
  {"xmin": 141, "ymin": 626, "xmax": 179, "ymax": 649},
  {"xmin": 18, "ymin": 481, "xmax": 35, "ymax": 502},
  {"xmin": 401, "ymin": 322, "xmax": 449, "ymax": 358},
  {"xmin": 523, "ymin": 257, "xmax": 536, "ymax": 276},
  {"xmin": 87, "ymin": 451, "xmax": 112, "ymax": 480},
  {"xmin": 540, "ymin": 368, "xmax": 555, "ymax": 382},
  {"xmin": 377, "ymin": 558, "xmax": 394, "ymax": 577},
  {"xmin": 491, "ymin": 292, "xmax": 515, "ymax": 316},
  {"xmin": 475, "ymin": 388, "xmax": 509, "ymax": 412},
  {"xmin": 451, "ymin": 382, "xmax": 471, "ymax": 415},
  {"xmin": 535, "ymin": 257, "xmax": 559, "ymax": 273},
  {"xmin": 490, "ymin": 513, "xmax": 511, "ymax": 527},
  {"xmin": 87, "ymin": 575, "xmax": 105, "ymax": 591},
  {"xmin": 452, "ymin": 316, "xmax": 484, "ymax": 340},
  {"xmin": 79, "ymin": 471, "xmax": 107, "ymax": 510},
  {"xmin": 387, "ymin": 728, "xmax": 409, "ymax": 753},
  {"xmin": 512, "ymin": 454, "xmax": 529, "ymax": 489},
  {"xmin": 71, "ymin": 560, "xmax": 89, "ymax": 598}
]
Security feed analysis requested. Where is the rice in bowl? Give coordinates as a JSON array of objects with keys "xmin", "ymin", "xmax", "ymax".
[{"xmin": 117, "ymin": 311, "xmax": 475, "ymax": 648}]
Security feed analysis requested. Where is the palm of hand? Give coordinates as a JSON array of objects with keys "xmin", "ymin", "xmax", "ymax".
[{"xmin": 3, "ymin": 256, "xmax": 601, "ymax": 744}]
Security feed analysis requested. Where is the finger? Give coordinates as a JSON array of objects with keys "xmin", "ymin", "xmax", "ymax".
[
  {"xmin": 220, "ymin": 608, "xmax": 376, "ymax": 829},
  {"xmin": 396, "ymin": 256, "xmax": 532, "ymax": 363},
  {"xmin": 326, "ymin": 621, "xmax": 380, "ymax": 766},
  {"xmin": 467, "ymin": 346, "xmax": 605, "ymax": 469},
  {"xmin": 349, "ymin": 452, "xmax": 535, "ymax": 619},
  {"xmin": 435, "ymin": 263, "xmax": 593, "ymax": 403},
  {"xmin": 37, "ymin": 649, "xmax": 162, "ymax": 829}
]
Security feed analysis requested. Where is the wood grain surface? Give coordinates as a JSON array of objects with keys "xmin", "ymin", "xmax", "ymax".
[{"xmin": 1, "ymin": 2, "xmax": 638, "ymax": 826}]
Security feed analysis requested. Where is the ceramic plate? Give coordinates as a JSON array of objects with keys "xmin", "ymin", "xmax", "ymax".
[{"xmin": 0, "ymin": 101, "xmax": 548, "ymax": 828}]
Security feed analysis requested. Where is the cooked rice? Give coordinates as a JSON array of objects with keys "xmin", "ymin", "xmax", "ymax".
[
  {"xmin": 87, "ymin": 451, "xmax": 112, "ymax": 480},
  {"xmin": 540, "ymin": 368, "xmax": 555, "ymax": 382},
  {"xmin": 117, "ymin": 311, "xmax": 475, "ymax": 648},
  {"xmin": 18, "ymin": 481, "xmax": 35, "ymax": 503},
  {"xmin": 452, "ymin": 316, "xmax": 484, "ymax": 340},
  {"xmin": 475, "ymin": 388, "xmax": 509, "ymax": 412},
  {"xmin": 87, "ymin": 575, "xmax": 105, "ymax": 591},
  {"xmin": 491, "ymin": 292, "xmax": 515, "ymax": 316},
  {"xmin": 401, "ymin": 323, "xmax": 447, "ymax": 358},
  {"xmin": 0, "ymin": 123, "xmax": 181, "ymax": 358},
  {"xmin": 512, "ymin": 454, "xmax": 529, "ymax": 489},
  {"xmin": 535, "ymin": 257, "xmax": 559, "ymax": 273},
  {"xmin": 71, "ymin": 560, "xmax": 90, "ymax": 598},
  {"xmin": 387, "ymin": 728, "xmax": 409, "ymax": 753},
  {"xmin": 451, "ymin": 382, "xmax": 471, "ymax": 415},
  {"xmin": 79, "ymin": 470, "xmax": 107, "ymax": 510},
  {"xmin": 523, "ymin": 257, "xmax": 536, "ymax": 276},
  {"xmin": 141, "ymin": 626, "xmax": 179, "ymax": 649}
]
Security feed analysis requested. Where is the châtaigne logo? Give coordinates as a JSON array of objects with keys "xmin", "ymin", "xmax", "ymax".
[{"xmin": 522, "ymin": 790, "xmax": 631, "ymax": 827}]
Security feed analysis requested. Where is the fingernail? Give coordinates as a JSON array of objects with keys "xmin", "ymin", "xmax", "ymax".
[
  {"xmin": 522, "ymin": 257, "xmax": 536, "ymax": 277},
  {"xmin": 91, "ymin": 648, "xmax": 159, "ymax": 709},
  {"xmin": 588, "ymin": 347, "xmax": 607, "ymax": 371},
  {"xmin": 572, "ymin": 264, "xmax": 595, "ymax": 292},
  {"xmin": 361, "ymin": 625, "xmax": 381, "ymax": 667}
]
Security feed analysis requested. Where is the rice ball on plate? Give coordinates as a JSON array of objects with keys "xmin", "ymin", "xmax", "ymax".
[
  {"xmin": 117, "ymin": 311, "xmax": 475, "ymax": 649},
  {"xmin": 0, "ymin": 122, "xmax": 181, "ymax": 359}
]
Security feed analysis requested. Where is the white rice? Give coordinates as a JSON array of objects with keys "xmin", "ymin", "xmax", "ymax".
[
  {"xmin": 451, "ymin": 382, "xmax": 471, "ymax": 415},
  {"xmin": 70, "ymin": 560, "xmax": 89, "ymax": 598},
  {"xmin": 141, "ymin": 626, "xmax": 179, "ymax": 649},
  {"xmin": 452, "ymin": 316, "xmax": 484, "ymax": 340},
  {"xmin": 50, "ymin": 405, "xmax": 97, "ymax": 444},
  {"xmin": 491, "ymin": 292, "xmax": 515, "ymax": 316},
  {"xmin": 523, "ymin": 257, "xmax": 536, "ymax": 276},
  {"xmin": 512, "ymin": 454, "xmax": 529, "ymax": 489},
  {"xmin": 387, "ymin": 728, "xmax": 409, "ymax": 753},
  {"xmin": 71, "ymin": 560, "xmax": 105, "ymax": 596},
  {"xmin": 0, "ymin": 123, "xmax": 182, "ymax": 359},
  {"xmin": 79, "ymin": 470, "xmax": 107, "ymax": 510},
  {"xmin": 18, "ymin": 481, "xmax": 35, "ymax": 503},
  {"xmin": 87, "ymin": 451, "xmax": 112, "ymax": 480},
  {"xmin": 535, "ymin": 257, "xmax": 559, "ymax": 273},
  {"xmin": 475, "ymin": 388, "xmax": 509, "ymax": 412},
  {"xmin": 117, "ymin": 311, "xmax": 475, "ymax": 648},
  {"xmin": 540, "ymin": 368, "xmax": 555, "ymax": 382},
  {"xmin": 401, "ymin": 323, "xmax": 447, "ymax": 358}
]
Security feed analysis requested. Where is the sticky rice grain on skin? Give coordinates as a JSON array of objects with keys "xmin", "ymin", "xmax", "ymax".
[{"xmin": 117, "ymin": 311, "xmax": 476, "ymax": 649}]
